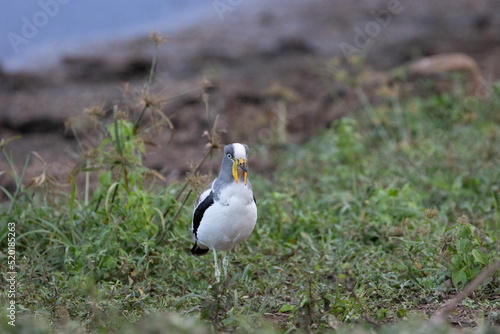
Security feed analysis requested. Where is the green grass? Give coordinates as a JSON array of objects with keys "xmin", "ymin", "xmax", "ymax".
[{"xmin": 1, "ymin": 59, "xmax": 500, "ymax": 333}]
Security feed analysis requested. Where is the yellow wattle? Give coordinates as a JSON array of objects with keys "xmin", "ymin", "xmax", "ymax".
[{"xmin": 232, "ymin": 161, "xmax": 239, "ymax": 183}]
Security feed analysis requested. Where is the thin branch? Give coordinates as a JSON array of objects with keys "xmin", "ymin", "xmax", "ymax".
[
  {"xmin": 112, "ymin": 105, "xmax": 123, "ymax": 155},
  {"xmin": 429, "ymin": 258, "xmax": 500, "ymax": 326},
  {"xmin": 133, "ymin": 104, "xmax": 149, "ymax": 134}
]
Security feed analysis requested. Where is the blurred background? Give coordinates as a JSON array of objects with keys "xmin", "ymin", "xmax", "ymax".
[
  {"xmin": 1, "ymin": 0, "xmax": 500, "ymax": 193},
  {"xmin": 1, "ymin": 0, "xmax": 212, "ymax": 72}
]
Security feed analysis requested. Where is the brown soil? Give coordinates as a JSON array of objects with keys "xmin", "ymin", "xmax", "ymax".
[{"xmin": 1, "ymin": 0, "xmax": 500, "ymax": 198}]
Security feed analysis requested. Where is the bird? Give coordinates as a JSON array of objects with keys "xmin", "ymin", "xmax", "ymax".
[{"xmin": 191, "ymin": 143, "xmax": 257, "ymax": 282}]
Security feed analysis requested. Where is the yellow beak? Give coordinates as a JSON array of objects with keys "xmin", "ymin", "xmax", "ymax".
[{"xmin": 232, "ymin": 158, "xmax": 248, "ymax": 184}]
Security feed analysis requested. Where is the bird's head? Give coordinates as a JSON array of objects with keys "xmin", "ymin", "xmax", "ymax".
[{"xmin": 223, "ymin": 143, "xmax": 249, "ymax": 184}]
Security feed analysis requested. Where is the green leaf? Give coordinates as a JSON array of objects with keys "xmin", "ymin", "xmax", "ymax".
[
  {"xmin": 471, "ymin": 249, "xmax": 488, "ymax": 265},
  {"xmin": 388, "ymin": 189, "xmax": 399, "ymax": 197},
  {"xmin": 456, "ymin": 239, "xmax": 469, "ymax": 253},
  {"xmin": 103, "ymin": 256, "xmax": 117, "ymax": 269},
  {"xmin": 458, "ymin": 226, "xmax": 471, "ymax": 238},
  {"xmin": 453, "ymin": 254, "xmax": 463, "ymax": 267},
  {"xmin": 376, "ymin": 309, "xmax": 388, "ymax": 321},
  {"xmin": 452, "ymin": 269, "xmax": 467, "ymax": 287},
  {"xmin": 278, "ymin": 304, "xmax": 294, "ymax": 313},
  {"xmin": 397, "ymin": 308, "xmax": 407, "ymax": 318}
]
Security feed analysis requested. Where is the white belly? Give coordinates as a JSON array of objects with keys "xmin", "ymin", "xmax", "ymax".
[{"xmin": 196, "ymin": 196, "xmax": 257, "ymax": 251}]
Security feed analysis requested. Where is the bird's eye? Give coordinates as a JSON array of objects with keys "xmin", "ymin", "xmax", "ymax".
[{"xmin": 226, "ymin": 153, "xmax": 233, "ymax": 159}]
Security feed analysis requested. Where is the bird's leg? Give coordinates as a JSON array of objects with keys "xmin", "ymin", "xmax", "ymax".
[
  {"xmin": 222, "ymin": 251, "xmax": 229, "ymax": 278},
  {"xmin": 213, "ymin": 249, "xmax": 221, "ymax": 283}
]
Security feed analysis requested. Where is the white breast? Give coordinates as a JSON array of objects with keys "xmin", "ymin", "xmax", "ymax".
[{"xmin": 195, "ymin": 182, "xmax": 257, "ymax": 251}]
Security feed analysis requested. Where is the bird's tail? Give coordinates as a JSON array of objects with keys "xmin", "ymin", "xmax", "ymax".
[{"xmin": 191, "ymin": 242, "xmax": 209, "ymax": 256}]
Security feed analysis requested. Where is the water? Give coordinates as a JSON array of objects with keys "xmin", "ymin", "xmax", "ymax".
[{"xmin": 0, "ymin": 0, "xmax": 221, "ymax": 72}]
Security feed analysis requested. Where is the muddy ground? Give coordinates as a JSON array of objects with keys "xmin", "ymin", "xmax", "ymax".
[{"xmin": 1, "ymin": 0, "xmax": 500, "ymax": 196}]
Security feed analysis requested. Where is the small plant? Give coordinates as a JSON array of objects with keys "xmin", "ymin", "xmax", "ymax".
[{"xmin": 445, "ymin": 215, "xmax": 491, "ymax": 287}]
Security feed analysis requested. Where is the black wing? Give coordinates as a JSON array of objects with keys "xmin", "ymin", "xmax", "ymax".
[{"xmin": 192, "ymin": 192, "xmax": 214, "ymax": 239}]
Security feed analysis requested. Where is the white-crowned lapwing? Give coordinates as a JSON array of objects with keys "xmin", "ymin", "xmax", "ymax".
[{"xmin": 191, "ymin": 143, "xmax": 257, "ymax": 282}]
